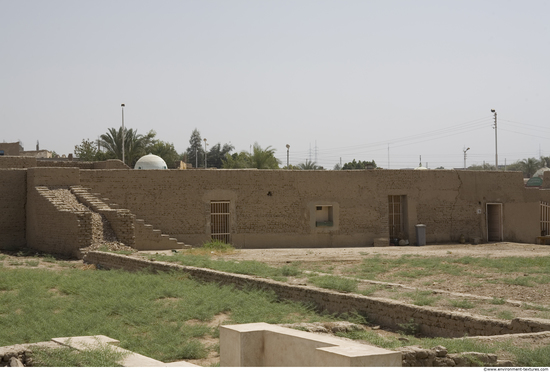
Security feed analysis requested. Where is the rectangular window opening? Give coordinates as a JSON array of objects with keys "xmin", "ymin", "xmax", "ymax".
[
  {"xmin": 210, "ymin": 201, "xmax": 230, "ymax": 244},
  {"xmin": 316, "ymin": 205, "xmax": 333, "ymax": 227}
]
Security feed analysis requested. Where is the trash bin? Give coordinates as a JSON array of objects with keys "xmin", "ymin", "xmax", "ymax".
[{"xmin": 415, "ymin": 224, "xmax": 426, "ymax": 246}]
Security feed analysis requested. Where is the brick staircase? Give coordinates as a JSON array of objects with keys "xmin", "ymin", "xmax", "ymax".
[
  {"xmin": 134, "ymin": 219, "xmax": 190, "ymax": 250},
  {"xmin": 70, "ymin": 186, "xmax": 189, "ymax": 251}
]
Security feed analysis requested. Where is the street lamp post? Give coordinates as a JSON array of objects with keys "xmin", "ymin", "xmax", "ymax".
[
  {"xmin": 121, "ymin": 104, "xmax": 125, "ymax": 165},
  {"xmin": 286, "ymin": 144, "xmax": 290, "ymax": 168},
  {"xmin": 204, "ymin": 138, "xmax": 207, "ymax": 168},
  {"xmin": 491, "ymin": 109, "xmax": 497, "ymax": 170},
  {"xmin": 463, "ymin": 147, "xmax": 470, "ymax": 169}
]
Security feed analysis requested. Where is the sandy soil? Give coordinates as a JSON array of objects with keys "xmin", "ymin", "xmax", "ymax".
[{"xmin": 212, "ymin": 242, "xmax": 550, "ymax": 320}]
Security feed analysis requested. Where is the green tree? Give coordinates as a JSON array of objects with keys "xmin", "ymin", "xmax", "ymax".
[
  {"xmin": 297, "ymin": 159, "xmax": 322, "ymax": 170},
  {"xmin": 333, "ymin": 163, "xmax": 342, "ymax": 170},
  {"xmin": 186, "ymin": 129, "xmax": 205, "ymax": 168},
  {"xmin": 222, "ymin": 143, "xmax": 281, "ymax": 169},
  {"xmin": 222, "ymin": 151, "xmax": 251, "ymax": 169},
  {"xmin": 282, "ymin": 164, "xmax": 301, "ymax": 170},
  {"xmin": 99, "ymin": 127, "xmax": 156, "ymax": 166},
  {"xmin": 147, "ymin": 140, "xmax": 180, "ymax": 168},
  {"xmin": 207, "ymin": 143, "xmax": 235, "ymax": 168},
  {"xmin": 467, "ymin": 163, "xmax": 496, "ymax": 171},
  {"xmin": 519, "ymin": 157, "xmax": 540, "ymax": 178},
  {"xmin": 540, "ymin": 156, "xmax": 550, "ymax": 168},
  {"xmin": 249, "ymin": 143, "xmax": 280, "ymax": 169},
  {"xmin": 74, "ymin": 139, "xmax": 99, "ymax": 161},
  {"xmin": 342, "ymin": 159, "xmax": 377, "ymax": 170}
]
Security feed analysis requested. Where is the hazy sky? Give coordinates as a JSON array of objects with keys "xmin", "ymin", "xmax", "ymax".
[{"xmin": 2, "ymin": 0, "xmax": 549, "ymax": 169}]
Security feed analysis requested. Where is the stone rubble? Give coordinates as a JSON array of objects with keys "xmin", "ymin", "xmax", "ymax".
[{"xmin": 50, "ymin": 187, "xmax": 136, "ymax": 254}]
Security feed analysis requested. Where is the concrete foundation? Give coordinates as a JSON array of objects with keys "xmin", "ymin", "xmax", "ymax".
[{"xmin": 220, "ymin": 323, "xmax": 402, "ymax": 367}]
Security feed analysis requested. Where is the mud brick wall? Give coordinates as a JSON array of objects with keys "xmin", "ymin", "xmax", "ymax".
[
  {"xmin": 26, "ymin": 186, "xmax": 92, "ymax": 256},
  {"xmin": 0, "ymin": 156, "xmax": 37, "ymax": 169},
  {"xmin": 25, "ymin": 166, "xmax": 90, "ymax": 257},
  {"xmin": 101, "ymin": 209, "xmax": 135, "ymax": 247},
  {"xmin": 0, "ymin": 169, "xmax": 27, "ymax": 248},
  {"xmin": 84, "ymin": 251, "xmax": 550, "ymax": 338},
  {"xmin": 37, "ymin": 159, "xmax": 94, "ymax": 169},
  {"xmin": 27, "ymin": 167, "xmax": 80, "ymax": 188},
  {"xmin": 79, "ymin": 169, "xmax": 543, "ymax": 248}
]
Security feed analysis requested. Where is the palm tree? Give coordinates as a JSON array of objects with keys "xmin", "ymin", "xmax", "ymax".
[
  {"xmin": 519, "ymin": 157, "xmax": 539, "ymax": 178},
  {"xmin": 100, "ymin": 127, "xmax": 156, "ymax": 166},
  {"xmin": 297, "ymin": 159, "xmax": 321, "ymax": 170},
  {"xmin": 249, "ymin": 143, "xmax": 280, "ymax": 169}
]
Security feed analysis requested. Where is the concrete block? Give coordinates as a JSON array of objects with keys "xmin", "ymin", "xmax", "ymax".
[{"xmin": 220, "ymin": 323, "xmax": 401, "ymax": 367}]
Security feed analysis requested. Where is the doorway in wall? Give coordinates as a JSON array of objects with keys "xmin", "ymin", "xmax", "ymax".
[
  {"xmin": 211, "ymin": 201, "xmax": 230, "ymax": 244},
  {"xmin": 388, "ymin": 195, "xmax": 406, "ymax": 240},
  {"xmin": 486, "ymin": 203, "xmax": 503, "ymax": 242}
]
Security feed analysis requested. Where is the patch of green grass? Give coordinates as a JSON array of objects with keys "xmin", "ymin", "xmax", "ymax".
[
  {"xmin": 359, "ymin": 285, "xmax": 381, "ymax": 296},
  {"xmin": 490, "ymin": 297, "xmax": 506, "ymax": 305},
  {"xmin": 156, "ymin": 254, "xmax": 301, "ymax": 281},
  {"xmin": 346, "ymin": 255, "xmax": 550, "ymax": 284},
  {"xmin": 398, "ymin": 318, "xmax": 420, "ymax": 336},
  {"xmin": 41, "ymin": 255, "xmax": 57, "ymax": 263},
  {"xmin": 308, "ymin": 275, "xmax": 358, "ymax": 292},
  {"xmin": 25, "ymin": 260, "xmax": 40, "ymax": 267},
  {"xmin": 0, "ymin": 254, "xmax": 6, "ymax": 261},
  {"xmin": 0, "ymin": 267, "xmax": 336, "ymax": 364},
  {"xmin": 8, "ymin": 261, "xmax": 23, "ymax": 266},
  {"xmin": 533, "ymin": 275, "xmax": 550, "ymax": 284},
  {"xmin": 514, "ymin": 345, "xmax": 550, "ymax": 366},
  {"xmin": 31, "ymin": 341, "xmax": 130, "ymax": 367},
  {"xmin": 448, "ymin": 299, "xmax": 475, "ymax": 309},
  {"xmin": 404, "ymin": 290, "xmax": 440, "ymax": 306},
  {"xmin": 281, "ymin": 265, "xmax": 301, "ymax": 277},
  {"xmin": 97, "ymin": 246, "xmax": 134, "ymax": 255},
  {"xmin": 58, "ymin": 262, "xmax": 78, "ymax": 268},
  {"xmin": 199, "ymin": 240, "xmax": 235, "ymax": 253},
  {"xmin": 392, "ymin": 269, "xmax": 427, "ymax": 279},
  {"xmin": 465, "ymin": 281, "xmax": 482, "ymax": 288},
  {"xmin": 523, "ymin": 303, "xmax": 550, "ymax": 312},
  {"xmin": 501, "ymin": 276, "xmax": 534, "ymax": 287},
  {"xmin": 497, "ymin": 310, "xmax": 515, "ymax": 320},
  {"xmin": 335, "ymin": 329, "xmax": 405, "ymax": 349}
]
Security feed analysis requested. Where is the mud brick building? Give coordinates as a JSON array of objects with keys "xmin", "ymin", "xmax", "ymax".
[{"xmin": 1, "ymin": 156, "xmax": 550, "ymax": 257}]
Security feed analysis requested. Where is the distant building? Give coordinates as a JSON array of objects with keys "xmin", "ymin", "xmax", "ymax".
[
  {"xmin": 0, "ymin": 142, "xmax": 23, "ymax": 156},
  {"xmin": 0, "ymin": 142, "xmax": 52, "ymax": 158}
]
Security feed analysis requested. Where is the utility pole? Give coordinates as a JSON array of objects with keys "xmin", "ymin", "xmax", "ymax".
[
  {"xmin": 286, "ymin": 144, "xmax": 290, "ymax": 168},
  {"xmin": 491, "ymin": 109, "xmax": 497, "ymax": 170},
  {"xmin": 463, "ymin": 147, "xmax": 470, "ymax": 169},
  {"xmin": 204, "ymin": 138, "xmax": 207, "ymax": 168},
  {"xmin": 121, "ymin": 104, "xmax": 125, "ymax": 165}
]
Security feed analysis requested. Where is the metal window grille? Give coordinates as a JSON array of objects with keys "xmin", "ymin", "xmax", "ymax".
[
  {"xmin": 388, "ymin": 195, "xmax": 403, "ymax": 240},
  {"xmin": 541, "ymin": 202, "xmax": 550, "ymax": 236},
  {"xmin": 211, "ymin": 201, "xmax": 230, "ymax": 243}
]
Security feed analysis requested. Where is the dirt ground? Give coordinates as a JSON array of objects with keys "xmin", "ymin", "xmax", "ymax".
[
  {"xmin": 2, "ymin": 241, "xmax": 550, "ymax": 366},
  {"xmin": 212, "ymin": 242, "xmax": 550, "ymax": 321}
]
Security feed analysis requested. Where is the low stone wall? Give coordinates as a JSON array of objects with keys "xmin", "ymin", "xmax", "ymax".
[
  {"xmin": 398, "ymin": 345, "xmax": 509, "ymax": 367},
  {"xmin": 0, "ymin": 341, "xmax": 61, "ymax": 367},
  {"xmin": 83, "ymin": 251, "xmax": 550, "ymax": 338}
]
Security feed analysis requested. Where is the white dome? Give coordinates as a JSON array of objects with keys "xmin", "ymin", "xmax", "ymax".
[
  {"xmin": 134, "ymin": 154, "xmax": 168, "ymax": 170},
  {"xmin": 533, "ymin": 166, "xmax": 550, "ymax": 178}
]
